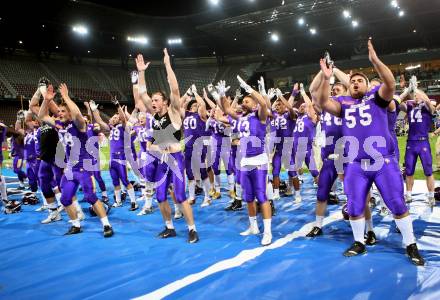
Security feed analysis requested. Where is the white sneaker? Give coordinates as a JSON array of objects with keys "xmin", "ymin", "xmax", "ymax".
[
  {"xmin": 41, "ymin": 210, "xmax": 62, "ymax": 224},
  {"xmin": 405, "ymin": 194, "xmax": 412, "ymax": 203},
  {"xmin": 57, "ymin": 205, "xmax": 64, "ymax": 213},
  {"xmin": 201, "ymin": 198, "xmax": 211, "ymax": 208},
  {"xmin": 240, "ymin": 226, "xmax": 260, "ymax": 236},
  {"xmin": 295, "ymin": 194, "xmax": 302, "ymax": 204},
  {"xmin": 380, "ymin": 206, "xmax": 390, "ymax": 216},
  {"xmin": 174, "ymin": 209, "xmax": 183, "ymax": 220},
  {"xmin": 137, "ymin": 206, "xmax": 153, "ymax": 216},
  {"xmin": 112, "ymin": 201, "xmax": 123, "ymax": 208},
  {"xmin": 261, "ymin": 232, "xmax": 272, "ymax": 246},
  {"xmin": 273, "ymin": 190, "xmax": 280, "ymax": 200},
  {"xmin": 428, "ymin": 197, "xmax": 435, "ymax": 208},
  {"xmin": 35, "ymin": 205, "xmax": 48, "ymax": 212},
  {"xmin": 77, "ymin": 209, "xmax": 85, "ymax": 221}
]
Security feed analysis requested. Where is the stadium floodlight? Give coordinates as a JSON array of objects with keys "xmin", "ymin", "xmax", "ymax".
[
  {"xmin": 352, "ymin": 20, "xmax": 359, "ymax": 27},
  {"xmin": 18, "ymin": 40, "xmax": 23, "ymax": 44},
  {"xmin": 168, "ymin": 38, "xmax": 182, "ymax": 45},
  {"xmin": 72, "ymin": 25, "xmax": 88, "ymax": 35},
  {"xmin": 309, "ymin": 28, "xmax": 317, "ymax": 35},
  {"xmin": 127, "ymin": 36, "xmax": 149, "ymax": 45},
  {"xmin": 271, "ymin": 33, "xmax": 279, "ymax": 42},
  {"xmin": 343, "ymin": 10, "xmax": 351, "ymax": 19},
  {"xmin": 209, "ymin": 0, "xmax": 220, "ymax": 5},
  {"xmin": 391, "ymin": 1, "xmax": 398, "ymax": 8},
  {"xmin": 298, "ymin": 18, "xmax": 305, "ymax": 26},
  {"xmin": 399, "ymin": 10, "xmax": 405, "ymax": 17}
]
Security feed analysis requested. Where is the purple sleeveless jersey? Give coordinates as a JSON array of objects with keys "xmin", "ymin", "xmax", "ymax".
[
  {"xmin": 109, "ymin": 123, "xmax": 127, "ymax": 156},
  {"xmin": 273, "ymin": 111, "xmax": 295, "ymax": 151},
  {"xmin": 24, "ymin": 131, "xmax": 37, "ymax": 160},
  {"xmin": 293, "ymin": 113, "xmax": 315, "ymax": 142},
  {"xmin": 58, "ymin": 121, "xmax": 92, "ymax": 170},
  {"xmin": 321, "ymin": 109, "xmax": 343, "ymax": 159}
]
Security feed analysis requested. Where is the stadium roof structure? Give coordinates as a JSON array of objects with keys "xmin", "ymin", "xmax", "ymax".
[{"xmin": 0, "ymin": 0, "xmax": 439, "ymax": 66}]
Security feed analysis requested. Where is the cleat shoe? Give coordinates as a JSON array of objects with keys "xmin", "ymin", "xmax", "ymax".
[
  {"xmin": 112, "ymin": 201, "xmax": 123, "ymax": 208},
  {"xmin": 129, "ymin": 202, "xmax": 139, "ymax": 211},
  {"xmin": 306, "ymin": 226, "xmax": 323, "ymax": 237},
  {"xmin": 365, "ymin": 231, "xmax": 377, "ymax": 246},
  {"xmin": 188, "ymin": 198, "xmax": 196, "ymax": 206},
  {"xmin": 35, "ymin": 205, "xmax": 48, "ymax": 212},
  {"xmin": 121, "ymin": 191, "xmax": 127, "ymax": 202},
  {"xmin": 261, "ymin": 232, "xmax": 272, "ymax": 246},
  {"xmin": 195, "ymin": 185, "xmax": 203, "ymax": 195},
  {"xmin": 201, "ymin": 198, "xmax": 211, "ymax": 208},
  {"xmin": 209, "ymin": 188, "xmax": 216, "ymax": 197},
  {"xmin": 102, "ymin": 195, "xmax": 109, "ymax": 204},
  {"xmin": 328, "ymin": 193, "xmax": 339, "ymax": 205},
  {"xmin": 174, "ymin": 209, "xmax": 183, "ymax": 220},
  {"xmin": 188, "ymin": 229, "xmax": 199, "ymax": 243},
  {"xmin": 406, "ymin": 243, "xmax": 425, "ymax": 266},
  {"xmin": 228, "ymin": 190, "xmax": 236, "ymax": 199},
  {"xmin": 269, "ymin": 199, "xmax": 276, "ymax": 216},
  {"xmin": 137, "ymin": 206, "xmax": 154, "ymax": 216},
  {"xmin": 212, "ymin": 191, "xmax": 221, "ymax": 200},
  {"xmin": 295, "ymin": 194, "xmax": 302, "ymax": 204},
  {"xmin": 284, "ymin": 189, "xmax": 293, "ymax": 197},
  {"xmin": 240, "ymin": 226, "xmax": 260, "ymax": 236},
  {"xmin": 158, "ymin": 227, "xmax": 177, "ymax": 238},
  {"xmin": 103, "ymin": 225, "xmax": 114, "ymax": 238},
  {"xmin": 225, "ymin": 199, "xmax": 243, "ymax": 211},
  {"xmin": 64, "ymin": 226, "xmax": 82, "ymax": 235},
  {"xmin": 343, "ymin": 241, "xmax": 367, "ymax": 257},
  {"xmin": 41, "ymin": 210, "xmax": 62, "ymax": 224}
]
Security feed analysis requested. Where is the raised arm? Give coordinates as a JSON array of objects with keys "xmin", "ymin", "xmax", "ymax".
[
  {"xmin": 112, "ymin": 97, "xmax": 127, "ymax": 125},
  {"xmin": 416, "ymin": 89, "xmax": 435, "ymax": 114},
  {"xmin": 206, "ymin": 85, "xmax": 221, "ymax": 109},
  {"xmin": 59, "ymin": 83, "xmax": 86, "ymax": 131},
  {"xmin": 333, "ymin": 68, "xmax": 350, "ymax": 88},
  {"xmin": 276, "ymin": 89, "xmax": 296, "ymax": 120},
  {"xmin": 300, "ymin": 85, "xmax": 318, "ymax": 123},
  {"xmin": 288, "ymin": 83, "xmax": 299, "ymax": 107},
  {"xmin": 368, "ymin": 38, "xmax": 395, "ymax": 101},
  {"xmin": 84, "ymin": 101, "xmax": 93, "ymax": 123},
  {"xmin": 135, "ymin": 55, "xmax": 154, "ymax": 114},
  {"xmin": 316, "ymin": 59, "xmax": 342, "ymax": 117},
  {"xmin": 89, "ymin": 100, "xmax": 110, "ymax": 132},
  {"xmin": 237, "ymin": 75, "xmax": 268, "ymax": 122},
  {"xmin": 192, "ymin": 85, "xmax": 208, "ymax": 122},
  {"xmin": 163, "ymin": 48, "xmax": 180, "ymax": 111},
  {"xmin": 38, "ymin": 85, "xmax": 57, "ymax": 127}
]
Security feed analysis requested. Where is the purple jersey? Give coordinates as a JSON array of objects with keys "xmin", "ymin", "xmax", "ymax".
[
  {"xmin": 24, "ymin": 131, "xmax": 37, "ymax": 160},
  {"xmin": 87, "ymin": 124, "xmax": 100, "ymax": 161},
  {"xmin": 406, "ymin": 100, "xmax": 433, "ymax": 140},
  {"xmin": 238, "ymin": 111, "xmax": 266, "ymax": 157},
  {"xmin": 58, "ymin": 121, "xmax": 92, "ymax": 170},
  {"xmin": 109, "ymin": 123, "xmax": 127, "ymax": 155},
  {"xmin": 274, "ymin": 112, "xmax": 296, "ymax": 150},
  {"xmin": 338, "ymin": 90, "xmax": 394, "ymax": 162},
  {"xmin": 293, "ymin": 114, "xmax": 315, "ymax": 142},
  {"xmin": 209, "ymin": 119, "xmax": 231, "ymax": 145},
  {"xmin": 11, "ymin": 136, "xmax": 24, "ymax": 157},
  {"xmin": 321, "ymin": 109, "xmax": 343, "ymax": 159},
  {"xmin": 133, "ymin": 124, "xmax": 149, "ymax": 153},
  {"xmin": 183, "ymin": 111, "xmax": 207, "ymax": 147}
]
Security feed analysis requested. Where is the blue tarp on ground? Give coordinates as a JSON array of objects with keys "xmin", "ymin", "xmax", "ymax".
[{"xmin": 0, "ymin": 169, "xmax": 439, "ymax": 300}]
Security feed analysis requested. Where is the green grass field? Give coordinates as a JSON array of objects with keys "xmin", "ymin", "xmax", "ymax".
[{"xmin": 2, "ymin": 136, "xmax": 439, "ymax": 180}]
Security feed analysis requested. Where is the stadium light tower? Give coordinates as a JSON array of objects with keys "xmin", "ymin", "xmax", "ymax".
[
  {"xmin": 168, "ymin": 38, "xmax": 182, "ymax": 45},
  {"xmin": 271, "ymin": 33, "xmax": 279, "ymax": 42},
  {"xmin": 209, "ymin": 0, "xmax": 220, "ymax": 5},
  {"xmin": 72, "ymin": 25, "xmax": 88, "ymax": 35}
]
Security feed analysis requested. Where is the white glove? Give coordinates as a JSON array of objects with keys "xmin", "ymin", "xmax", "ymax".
[
  {"xmin": 89, "ymin": 100, "xmax": 99, "ymax": 112},
  {"xmin": 131, "ymin": 71, "xmax": 139, "ymax": 85},
  {"xmin": 191, "ymin": 84, "xmax": 198, "ymax": 96},
  {"xmin": 409, "ymin": 75, "xmax": 418, "ymax": 93},
  {"xmin": 237, "ymin": 75, "xmax": 254, "ymax": 94},
  {"xmin": 275, "ymin": 88, "xmax": 283, "ymax": 99},
  {"xmin": 299, "ymin": 83, "xmax": 306, "ymax": 95},
  {"xmin": 207, "ymin": 84, "xmax": 220, "ymax": 102},
  {"xmin": 216, "ymin": 80, "xmax": 230, "ymax": 97},
  {"xmin": 267, "ymin": 88, "xmax": 276, "ymax": 100},
  {"xmin": 258, "ymin": 76, "xmax": 266, "ymax": 96},
  {"xmin": 235, "ymin": 88, "xmax": 242, "ymax": 99}
]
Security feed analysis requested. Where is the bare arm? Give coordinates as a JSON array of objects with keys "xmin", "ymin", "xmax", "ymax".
[
  {"xmin": 277, "ymin": 89, "xmax": 296, "ymax": 120},
  {"xmin": 333, "ymin": 68, "xmax": 350, "ymax": 88},
  {"xmin": 316, "ymin": 59, "xmax": 342, "ymax": 117},
  {"xmin": 193, "ymin": 87, "xmax": 208, "ymax": 122},
  {"xmin": 288, "ymin": 83, "xmax": 299, "ymax": 107},
  {"xmin": 89, "ymin": 100, "xmax": 110, "ymax": 132},
  {"xmin": 368, "ymin": 39, "xmax": 395, "ymax": 101},
  {"xmin": 135, "ymin": 55, "xmax": 154, "ymax": 113},
  {"xmin": 38, "ymin": 85, "xmax": 57, "ymax": 127},
  {"xmin": 163, "ymin": 48, "xmax": 180, "ymax": 112},
  {"xmin": 416, "ymin": 89, "xmax": 435, "ymax": 114},
  {"xmin": 59, "ymin": 83, "xmax": 86, "ymax": 131}
]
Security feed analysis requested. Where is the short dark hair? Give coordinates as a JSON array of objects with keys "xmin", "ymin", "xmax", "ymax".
[{"xmin": 350, "ymin": 72, "xmax": 370, "ymax": 86}]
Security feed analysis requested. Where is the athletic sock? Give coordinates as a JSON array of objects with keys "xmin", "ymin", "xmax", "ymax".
[
  {"xmin": 235, "ymin": 184, "xmax": 242, "ymax": 200},
  {"xmin": 127, "ymin": 187, "xmax": 136, "ymax": 204},
  {"xmin": 71, "ymin": 219, "xmax": 81, "ymax": 228},
  {"xmin": 55, "ymin": 191, "xmax": 62, "ymax": 207},
  {"xmin": 202, "ymin": 179, "xmax": 210, "ymax": 198},
  {"xmin": 365, "ymin": 218, "xmax": 374, "ymax": 232},
  {"xmin": 100, "ymin": 216, "xmax": 110, "ymax": 227},
  {"xmin": 166, "ymin": 220, "xmax": 174, "ymax": 229},
  {"xmin": 263, "ymin": 218, "xmax": 272, "ymax": 234},
  {"xmin": 74, "ymin": 200, "xmax": 83, "ymax": 213},
  {"xmin": 395, "ymin": 216, "xmax": 416, "ymax": 246},
  {"xmin": 316, "ymin": 215, "xmax": 324, "ymax": 228},
  {"xmin": 227, "ymin": 174, "xmax": 235, "ymax": 191},
  {"xmin": 249, "ymin": 216, "xmax": 258, "ymax": 229},
  {"xmin": 266, "ymin": 183, "xmax": 274, "ymax": 200},
  {"xmin": 102, "ymin": 190, "xmax": 108, "ymax": 198},
  {"xmin": 0, "ymin": 175, "xmax": 7, "ymax": 201},
  {"xmin": 115, "ymin": 189, "xmax": 121, "ymax": 203},
  {"xmin": 188, "ymin": 180, "xmax": 196, "ymax": 200},
  {"xmin": 214, "ymin": 175, "xmax": 222, "ymax": 191},
  {"xmin": 350, "ymin": 218, "xmax": 366, "ymax": 244},
  {"xmin": 188, "ymin": 224, "xmax": 196, "ymax": 231}
]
